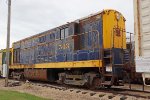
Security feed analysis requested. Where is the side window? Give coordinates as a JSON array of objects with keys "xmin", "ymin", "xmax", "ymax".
[
  {"xmin": 39, "ymin": 36, "xmax": 46, "ymax": 43},
  {"xmin": 61, "ymin": 29, "xmax": 65, "ymax": 40},
  {"xmin": 80, "ymin": 34, "xmax": 85, "ymax": 49},
  {"xmin": 52, "ymin": 33, "xmax": 55, "ymax": 39},
  {"xmin": 17, "ymin": 49, "xmax": 20, "ymax": 63},
  {"xmin": 39, "ymin": 37, "xmax": 42, "ymax": 43},
  {"xmin": 55, "ymin": 29, "xmax": 61, "ymax": 40},
  {"xmin": 49, "ymin": 34, "xmax": 52, "ymax": 40},
  {"xmin": 13, "ymin": 48, "xmax": 20, "ymax": 63},
  {"xmin": 65, "ymin": 28, "xmax": 69, "ymax": 38},
  {"xmin": 60, "ymin": 27, "xmax": 69, "ymax": 40},
  {"xmin": 50, "ymin": 33, "xmax": 55, "ymax": 40},
  {"xmin": 13, "ymin": 50, "xmax": 16, "ymax": 63}
]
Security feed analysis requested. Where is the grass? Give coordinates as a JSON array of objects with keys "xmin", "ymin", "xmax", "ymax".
[{"xmin": 0, "ymin": 90, "xmax": 49, "ymax": 100}]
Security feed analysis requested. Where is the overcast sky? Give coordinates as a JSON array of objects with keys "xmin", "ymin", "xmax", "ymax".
[{"xmin": 0, "ymin": 0, "xmax": 134, "ymax": 49}]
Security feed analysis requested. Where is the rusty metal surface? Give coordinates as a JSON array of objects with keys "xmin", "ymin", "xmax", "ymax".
[
  {"xmin": 24, "ymin": 69, "xmax": 48, "ymax": 81},
  {"xmin": 137, "ymin": 0, "xmax": 142, "ymax": 56}
]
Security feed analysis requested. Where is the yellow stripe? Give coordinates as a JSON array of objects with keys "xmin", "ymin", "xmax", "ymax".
[{"xmin": 10, "ymin": 60, "xmax": 102, "ymax": 69}]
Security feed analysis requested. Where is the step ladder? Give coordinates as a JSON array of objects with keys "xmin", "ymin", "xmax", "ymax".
[
  {"xmin": 101, "ymin": 49, "xmax": 125, "ymax": 87},
  {"xmin": 101, "ymin": 49, "xmax": 114, "ymax": 87},
  {"xmin": 123, "ymin": 49, "xmax": 130, "ymax": 63},
  {"xmin": 100, "ymin": 28, "xmax": 131, "ymax": 87}
]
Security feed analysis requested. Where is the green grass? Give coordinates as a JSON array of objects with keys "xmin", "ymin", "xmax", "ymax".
[{"xmin": 0, "ymin": 90, "xmax": 49, "ymax": 100}]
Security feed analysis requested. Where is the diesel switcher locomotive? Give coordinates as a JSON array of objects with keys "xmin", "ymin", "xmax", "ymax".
[{"xmin": 3, "ymin": 9, "xmax": 129, "ymax": 88}]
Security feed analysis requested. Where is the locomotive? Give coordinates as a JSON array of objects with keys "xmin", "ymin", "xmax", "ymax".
[{"xmin": 1, "ymin": 9, "xmax": 129, "ymax": 88}]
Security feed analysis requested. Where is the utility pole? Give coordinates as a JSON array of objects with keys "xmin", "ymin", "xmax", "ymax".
[{"xmin": 5, "ymin": 0, "xmax": 11, "ymax": 87}]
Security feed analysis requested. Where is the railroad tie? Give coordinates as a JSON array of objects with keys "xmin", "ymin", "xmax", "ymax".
[
  {"xmin": 120, "ymin": 96, "xmax": 127, "ymax": 100},
  {"xmin": 90, "ymin": 93, "xmax": 96, "ymax": 96},
  {"xmin": 76, "ymin": 90, "xmax": 81, "ymax": 93},
  {"xmin": 99, "ymin": 94, "xmax": 105, "ymax": 98},
  {"xmin": 108, "ymin": 95, "xmax": 115, "ymax": 99},
  {"xmin": 70, "ymin": 90, "xmax": 74, "ymax": 92},
  {"xmin": 82, "ymin": 92, "xmax": 88, "ymax": 94}
]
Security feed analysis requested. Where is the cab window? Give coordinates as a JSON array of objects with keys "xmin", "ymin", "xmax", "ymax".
[
  {"xmin": 61, "ymin": 29, "xmax": 65, "ymax": 40},
  {"xmin": 65, "ymin": 28, "xmax": 69, "ymax": 38}
]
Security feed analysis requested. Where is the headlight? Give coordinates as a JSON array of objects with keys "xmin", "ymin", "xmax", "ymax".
[{"xmin": 116, "ymin": 13, "xmax": 121, "ymax": 21}]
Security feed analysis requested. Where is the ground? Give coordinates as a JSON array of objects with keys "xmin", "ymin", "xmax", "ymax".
[{"xmin": 0, "ymin": 79, "xmax": 149, "ymax": 100}]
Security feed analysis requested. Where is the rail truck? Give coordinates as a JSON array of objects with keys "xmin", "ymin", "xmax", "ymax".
[
  {"xmin": 2, "ymin": 9, "xmax": 130, "ymax": 88},
  {"xmin": 134, "ymin": 0, "xmax": 150, "ymax": 86}
]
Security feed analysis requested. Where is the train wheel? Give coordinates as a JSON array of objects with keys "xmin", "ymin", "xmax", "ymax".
[
  {"xmin": 10, "ymin": 72, "xmax": 15, "ymax": 79},
  {"xmin": 105, "ymin": 85, "xmax": 111, "ymax": 88},
  {"xmin": 91, "ymin": 77, "xmax": 101, "ymax": 89}
]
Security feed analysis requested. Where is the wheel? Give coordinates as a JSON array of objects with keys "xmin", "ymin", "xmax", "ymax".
[
  {"xmin": 91, "ymin": 77, "xmax": 101, "ymax": 89},
  {"xmin": 57, "ymin": 73, "xmax": 66, "ymax": 84},
  {"xmin": 11, "ymin": 72, "xmax": 15, "ymax": 79},
  {"xmin": 105, "ymin": 85, "xmax": 111, "ymax": 88},
  {"xmin": 20, "ymin": 73, "xmax": 25, "ymax": 81}
]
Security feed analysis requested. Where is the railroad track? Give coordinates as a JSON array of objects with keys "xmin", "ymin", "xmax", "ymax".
[{"xmin": 22, "ymin": 80, "xmax": 150, "ymax": 100}]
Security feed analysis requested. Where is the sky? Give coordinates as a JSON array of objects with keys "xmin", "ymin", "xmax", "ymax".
[{"xmin": 0, "ymin": 0, "xmax": 134, "ymax": 49}]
